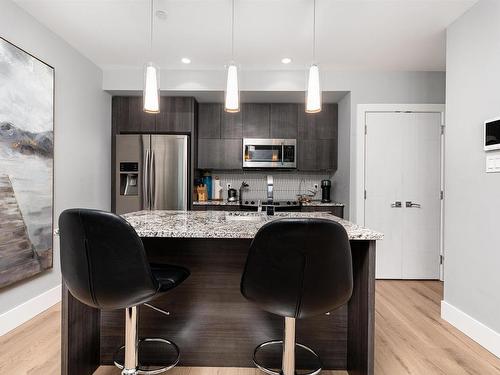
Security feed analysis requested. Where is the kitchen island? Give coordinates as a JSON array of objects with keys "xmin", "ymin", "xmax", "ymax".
[{"xmin": 61, "ymin": 210, "xmax": 382, "ymax": 375}]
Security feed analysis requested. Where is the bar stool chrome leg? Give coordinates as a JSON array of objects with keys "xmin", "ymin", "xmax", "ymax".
[
  {"xmin": 253, "ymin": 317, "xmax": 322, "ymax": 375},
  {"xmin": 282, "ymin": 317, "xmax": 295, "ymax": 375},
  {"xmin": 114, "ymin": 305, "xmax": 180, "ymax": 375},
  {"xmin": 123, "ymin": 306, "xmax": 139, "ymax": 375}
]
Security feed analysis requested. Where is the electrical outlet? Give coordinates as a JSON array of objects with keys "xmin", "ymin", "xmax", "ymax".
[{"xmin": 227, "ymin": 183, "xmax": 232, "ymax": 190}]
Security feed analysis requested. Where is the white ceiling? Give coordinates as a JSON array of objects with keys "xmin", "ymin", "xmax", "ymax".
[{"xmin": 14, "ymin": 0, "xmax": 477, "ymax": 72}]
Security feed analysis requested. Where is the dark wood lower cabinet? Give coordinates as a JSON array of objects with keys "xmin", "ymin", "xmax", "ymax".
[{"xmin": 61, "ymin": 238, "xmax": 375, "ymax": 375}]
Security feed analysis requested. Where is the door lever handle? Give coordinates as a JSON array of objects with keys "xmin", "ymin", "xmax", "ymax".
[
  {"xmin": 391, "ymin": 201, "xmax": 402, "ymax": 208},
  {"xmin": 406, "ymin": 201, "xmax": 421, "ymax": 208}
]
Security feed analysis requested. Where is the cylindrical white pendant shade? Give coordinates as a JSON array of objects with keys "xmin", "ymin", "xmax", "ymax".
[
  {"xmin": 143, "ymin": 62, "xmax": 160, "ymax": 113},
  {"xmin": 224, "ymin": 64, "xmax": 240, "ymax": 113},
  {"xmin": 306, "ymin": 64, "xmax": 321, "ymax": 113}
]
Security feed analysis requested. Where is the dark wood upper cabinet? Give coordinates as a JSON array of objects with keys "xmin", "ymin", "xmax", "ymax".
[
  {"xmin": 298, "ymin": 103, "xmax": 338, "ymax": 140},
  {"xmin": 242, "ymin": 104, "xmax": 270, "ymax": 138},
  {"xmin": 112, "ymin": 96, "xmax": 126, "ymax": 133},
  {"xmin": 156, "ymin": 97, "xmax": 194, "ymax": 133},
  {"xmin": 198, "ymin": 104, "xmax": 221, "ymax": 139},
  {"xmin": 194, "ymin": 101, "xmax": 337, "ymax": 171},
  {"xmin": 296, "ymin": 103, "xmax": 338, "ymax": 172},
  {"xmin": 198, "ymin": 139, "xmax": 242, "ymax": 170},
  {"xmin": 221, "ymin": 110, "xmax": 243, "ymax": 139},
  {"xmin": 113, "ymin": 96, "xmax": 196, "ymax": 134},
  {"xmin": 270, "ymin": 104, "xmax": 298, "ymax": 138},
  {"xmin": 114, "ymin": 97, "xmax": 156, "ymax": 133},
  {"xmin": 298, "ymin": 139, "xmax": 338, "ymax": 172}
]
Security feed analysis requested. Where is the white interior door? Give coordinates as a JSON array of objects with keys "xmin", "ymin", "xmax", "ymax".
[
  {"xmin": 365, "ymin": 112, "xmax": 442, "ymax": 279},
  {"xmin": 365, "ymin": 113, "xmax": 405, "ymax": 278},
  {"xmin": 401, "ymin": 113, "xmax": 442, "ymax": 278}
]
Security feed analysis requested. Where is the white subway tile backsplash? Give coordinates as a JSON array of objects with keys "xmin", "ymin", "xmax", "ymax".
[{"xmin": 210, "ymin": 171, "xmax": 332, "ymax": 201}]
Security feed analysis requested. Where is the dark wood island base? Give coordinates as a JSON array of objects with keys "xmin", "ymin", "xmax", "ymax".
[{"xmin": 62, "ymin": 237, "xmax": 375, "ymax": 375}]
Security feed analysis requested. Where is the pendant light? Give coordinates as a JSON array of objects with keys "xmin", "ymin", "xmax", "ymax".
[
  {"xmin": 225, "ymin": 0, "xmax": 240, "ymax": 113},
  {"xmin": 143, "ymin": 0, "xmax": 160, "ymax": 113},
  {"xmin": 306, "ymin": 0, "xmax": 321, "ymax": 113}
]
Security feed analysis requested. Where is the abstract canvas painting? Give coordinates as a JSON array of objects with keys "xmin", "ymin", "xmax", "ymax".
[{"xmin": 0, "ymin": 37, "xmax": 54, "ymax": 288}]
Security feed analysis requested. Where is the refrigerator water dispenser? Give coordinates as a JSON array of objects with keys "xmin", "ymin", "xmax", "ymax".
[{"xmin": 120, "ymin": 162, "xmax": 139, "ymax": 196}]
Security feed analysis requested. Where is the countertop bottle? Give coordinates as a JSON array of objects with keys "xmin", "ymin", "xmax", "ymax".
[
  {"xmin": 202, "ymin": 173, "xmax": 212, "ymax": 200},
  {"xmin": 212, "ymin": 176, "xmax": 223, "ymax": 200}
]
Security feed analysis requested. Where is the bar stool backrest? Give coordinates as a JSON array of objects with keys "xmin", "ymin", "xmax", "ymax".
[
  {"xmin": 241, "ymin": 218, "xmax": 353, "ymax": 319},
  {"xmin": 59, "ymin": 208, "xmax": 159, "ymax": 310}
]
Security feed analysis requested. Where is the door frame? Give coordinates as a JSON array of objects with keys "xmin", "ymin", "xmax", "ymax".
[{"xmin": 355, "ymin": 104, "xmax": 446, "ymax": 280}]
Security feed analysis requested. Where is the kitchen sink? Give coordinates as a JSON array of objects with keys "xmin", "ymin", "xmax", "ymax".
[{"xmin": 224, "ymin": 212, "xmax": 267, "ymax": 222}]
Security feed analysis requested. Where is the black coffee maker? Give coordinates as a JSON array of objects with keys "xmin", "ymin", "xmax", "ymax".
[{"xmin": 321, "ymin": 180, "xmax": 332, "ymax": 203}]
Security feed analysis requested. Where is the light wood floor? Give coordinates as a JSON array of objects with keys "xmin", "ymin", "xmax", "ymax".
[{"xmin": 1, "ymin": 281, "xmax": 499, "ymax": 375}]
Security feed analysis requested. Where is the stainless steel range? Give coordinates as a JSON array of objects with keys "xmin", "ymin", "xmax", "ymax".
[{"xmin": 240, "ymin": 199, "xmax": 301, "ymax": 212}]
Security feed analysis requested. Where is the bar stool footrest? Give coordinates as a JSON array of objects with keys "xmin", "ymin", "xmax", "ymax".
[
  {"xmin": 113, "ymin": 338, "xmax": 180, "ymax": 375},
  {"xmin": 253, "ymin": 340, "xmax": 322, "ymax": 375}
]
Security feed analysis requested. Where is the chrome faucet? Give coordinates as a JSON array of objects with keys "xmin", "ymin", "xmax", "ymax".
[
  {"xmin": 267, "ymin": 175, "xmax": 274, "ymax": 203},
  {"xmin": 266, "ymin": 175, "xmax": 274, "ymax": 215}
]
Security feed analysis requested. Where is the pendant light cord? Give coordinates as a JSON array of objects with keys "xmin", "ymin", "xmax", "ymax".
[
  {"xmin": 150, "ymin": 0, "xmax": 154, "ymax": 59},
  {"xmin": 231, "ymin": 0, "xmax": 235, "ymax": 61},
  {"xmin": 312, "ymin": 0, "xmax": 316, "ymax": 63}
]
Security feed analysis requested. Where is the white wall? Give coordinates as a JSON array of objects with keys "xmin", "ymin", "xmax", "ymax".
[
  {"xmin": 104, "ymin": 68, "xmax": 445, "ymax": 222},
  {"xmin": 0, "ymin": 0, "xmax": 111, "ymax": 332},
  {"xmin": 443, "ymin": 0, "xmax": 500, "ymax": 356}
]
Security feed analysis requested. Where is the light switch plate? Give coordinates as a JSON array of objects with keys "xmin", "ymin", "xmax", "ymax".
[{"xmin": 486, "ymin": 151, "xmax": 500, "ymax": 173}]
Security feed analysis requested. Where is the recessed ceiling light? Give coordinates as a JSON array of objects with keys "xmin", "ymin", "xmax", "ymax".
[
  {"xmin": 281, "ymin": 58, "xmax": 292, "ymax": 64},
  {"xmin": 181, "ymin": 57, "xmax": 191, "ymax": 64}
]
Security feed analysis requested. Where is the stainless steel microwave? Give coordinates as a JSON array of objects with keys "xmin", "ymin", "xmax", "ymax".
[{"xmin": 242, "ymin": 138, "xmax": 297, "ymax": 169}]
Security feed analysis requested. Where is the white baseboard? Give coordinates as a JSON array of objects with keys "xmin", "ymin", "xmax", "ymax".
[
  {"xmin": 441, "ymin": 300, "xmax": 500, "ymax": 358},
  {"xmin": 0, "ymin": 284, "xmax": 61, "ymax": 336}
]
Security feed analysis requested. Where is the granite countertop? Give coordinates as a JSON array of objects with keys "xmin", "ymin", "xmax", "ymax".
[
  {"xmin": 123, "ymin": 210, "xmax": 383, "ymax": 241},
  {"xmin": 193, "ymin": 200, "xmax": 344, "ymax": 207}
]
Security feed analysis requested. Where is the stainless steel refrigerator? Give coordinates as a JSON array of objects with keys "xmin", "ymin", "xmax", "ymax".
[{"xmin": 115, "ymin": 134, "xmax": 188, "ymax": 214}]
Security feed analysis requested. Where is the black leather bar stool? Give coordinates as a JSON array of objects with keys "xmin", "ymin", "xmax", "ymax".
[
  {"xmin": 59, "ymin": 209, "xmax": 190, "ymax": 375},
  {"xmin": 241, "ymin": 218, "xmax": 353, "ymax": 375}
]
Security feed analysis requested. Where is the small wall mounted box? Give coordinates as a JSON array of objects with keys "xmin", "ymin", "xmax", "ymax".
[{"xmin": 486, "ymin": 151, "xmax": 500, "ymax": 173}]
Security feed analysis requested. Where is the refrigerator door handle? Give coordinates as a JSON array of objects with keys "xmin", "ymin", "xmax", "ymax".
[
  {"xmin": 143, "ymin": 149, "xmax": 150, "ymax": 209},
  {"xmin": 150, "ymin": 150, "xmax": 156, "ymax": 209}
]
